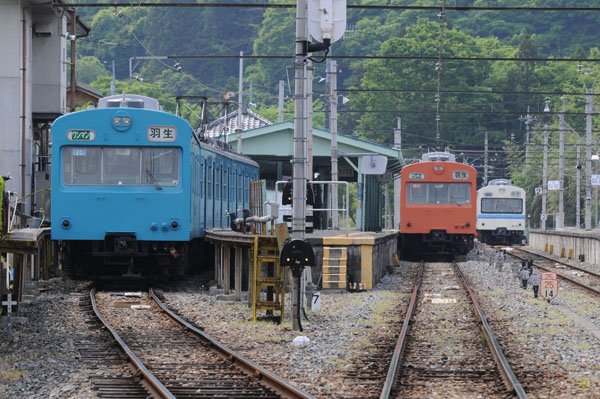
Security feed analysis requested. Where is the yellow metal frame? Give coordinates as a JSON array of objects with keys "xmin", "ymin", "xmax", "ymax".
[{"xmin": 252, "ymin": 235, "xmax": 285, "ymax": 323}]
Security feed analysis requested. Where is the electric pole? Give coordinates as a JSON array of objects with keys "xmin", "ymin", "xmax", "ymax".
[
  {"xmin": 557, "ymin": 96, "xmax": 565, "ymax": 228},
  {"xmin": 577, "ymin": 142, "xmax": 581, "ymax": 228},
  {"xmin": 278, "ymin": 80, "xmax": 284, "ymax": 122},
  {"xmin": 393, "ymin": 118, "xmax": 401, "ymax": 230},
  {"xmin": 237, "ymin": 51, "xmax": 243, "ymax": 153},
  {"xmin": 329, "ymin": 59, "xmax": 339, "ymax": 230},
  {"xmin": 542, "ymin": 121, "xmax": 548, "ymax": 230},
  {"xmin": 484, "ymin": 131, "xmax": 488, "ymax": 186},
  {"xmin": 585, "ymin": 87, "xmax": 593, "ymax": 230}
]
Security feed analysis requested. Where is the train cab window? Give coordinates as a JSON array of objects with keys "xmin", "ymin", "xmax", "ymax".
[
  {"xmin": 63, "ymin": 147, "xmax": 101, "ymax": 185},
  {"xmin": 449, "ymin": 183, "xmax": 470, "ymax": 204},
  {"xmin": 481, "ymin": 198, "xmax": 523, "ymax": 214},
  {"xmin": 103, "ymin": 147, "xmax": 141, "ymax": 185},
  {"xmin": 429, "ymin": 183, "xmax": 449, "ymax": 204},
  {"xmin": 407, "ymin": 183, "xmax": 426, "ymax": 203},
  {"xmin": 407, "ymin": 182, "xmax": 471, "ymax": 204},
  {"xmin": 141, "ymin": 148, "xmax": 180, "ymax": 187}
]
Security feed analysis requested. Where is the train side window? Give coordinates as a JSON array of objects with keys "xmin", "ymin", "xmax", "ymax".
[
  {"xmin": 207, "ymin": 164, "xmax": 212, "ymax": 199},
  {"xmin": 141, "ymin": 148, "xmax": 180, "ymax": 186},
  {"xmin": 237, "ymin": 171, "xmax": 242, "ymax": 203},
  {"xmin": 215, "ymin": 165, "xmax": 220, "ymax": 200},
  {"xmin": 63, "ymin": 147, "xmax": 101, "ymax": 185}
]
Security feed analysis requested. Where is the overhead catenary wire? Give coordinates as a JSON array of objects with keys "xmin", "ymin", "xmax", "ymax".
[{"xmin": 54, "ymin": 3, "xmax": 600, "ymax": 11}]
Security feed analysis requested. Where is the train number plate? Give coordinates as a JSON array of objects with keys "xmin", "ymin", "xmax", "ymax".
[
  {"xmin": 409, "ymin": 173, "xmax": 424, "ymax": 180},
  {"xmin": 147, "ymin": 126, "xmax": 177, "ymax": 142}
]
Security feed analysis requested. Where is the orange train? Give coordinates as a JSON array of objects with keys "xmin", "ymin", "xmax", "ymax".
[{"xmin": 399, "ymin": 152, "xmax": 477, "ymax": 258}]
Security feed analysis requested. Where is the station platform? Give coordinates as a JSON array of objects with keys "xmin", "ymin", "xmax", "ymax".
[
  {"xmin": 529, "ymin": 229, "xmax": 600, "ymax": 264},
  {"xmin": 204, "ymin": 228, "xmax": 399, "ymax": 292}
]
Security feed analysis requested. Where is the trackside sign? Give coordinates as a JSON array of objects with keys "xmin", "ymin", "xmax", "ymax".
[{"xmin": 540, "ymin": 271, "xmax": 558, "ymax": 301}]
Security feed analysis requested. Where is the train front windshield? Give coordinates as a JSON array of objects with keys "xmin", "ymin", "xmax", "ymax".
[
  {"xmin": 407, "ymin": 182, "xmax": 471, "ymax": 204},
  {"xmin": 481, "ymin": 198, "xmax": 523, "ymax": 214},
  {"xmin": 62, "ymin": 146, "xmax": 180, "ymax": 186}
]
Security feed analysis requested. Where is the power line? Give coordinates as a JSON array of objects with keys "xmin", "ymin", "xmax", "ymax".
[
  {"xmin": 54, "ymin": 3, "xmax": 600, "ymax": 11},
  {"xmin": 115, "ymin": 54, "xmax": 600, "ymax": 63},
  {"xmin": 339, "ymin": 109, "xmax": 600, "ymax": 116},
  {"xmin": 339, "ymin": 88, "xmax": 600, "ymax": 97}
]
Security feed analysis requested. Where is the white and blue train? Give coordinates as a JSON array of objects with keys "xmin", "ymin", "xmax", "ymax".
[
  {"xmin": 51, "ymin": 94, "xmax": 258, "ymax": 278},
  {"xmin": 476, "ymin": 179, "xmax": 526, "ymax": 245}
]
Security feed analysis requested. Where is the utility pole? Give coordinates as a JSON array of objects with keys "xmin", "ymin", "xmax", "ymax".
[
  {"xmin": 393, "ymin": 118, "xmax": 401, "ymax": 229},
  {"xmin": 542, "ymin": 121, "xmax": 548, "ymax": 230},
  {"xmin": 306, "ymin": 59, "xmax": 314, "ymax": 181},
  {"xmin": 110, "ymin": 60, "xmax": 116, "ymax": 96},
  {"xmin": 585, "ymin": 87, "xmax": 593, "ymax": 230},
  {"xmin": 577, "ymin": 142, "xmax": 581, "ymax": 228},
  {"xmin": 483, "ymin": 131, "xmax": 488, "ymax": 186},
  {"xmin": 291, "ymin": 0, "xmax": 308, "ymax": 332},
  {"xmin": 278, "ymin": 80, "xmax": 284, "ymax": 122},
  {"xmin": 520, "ymin": 107, "xmax": 534, "ymax": 165},
  {"xmin": 594, "ymin": 139, "xmax": 598, "ymax": 229},
  {"xmin": 557, "ymin": 97, "xmax": 565, "ymax": 228},
  {"xmin": 237, "ymin": 51, "xmax": 243, "ymax": 153},
  {"xmin": 329, "ymin": 60, "xmax": 339, "ymax": 229},
  {"xmin": 69, "ymin": 9, "xmax": 77, "ymax": 112}
]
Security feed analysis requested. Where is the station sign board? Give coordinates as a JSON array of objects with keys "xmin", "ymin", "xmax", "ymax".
[
  {"xmin": 592, "ymin": 174, "xmax": 600, "ymax": 186},
  {"xmin": 540, "ymin": 271, "xmax": 558, "ymax": 301},
  {"xmin": 547, "ymin": 180, "xmax": 560, "ymax": 190}
]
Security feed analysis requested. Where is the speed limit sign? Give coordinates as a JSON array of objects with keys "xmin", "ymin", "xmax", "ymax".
[{"xmin": 540, "ymin": 271, "xmax": 558, "ymax": 301}]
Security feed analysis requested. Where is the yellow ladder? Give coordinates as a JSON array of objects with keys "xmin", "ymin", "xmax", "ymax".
[
  {"xmin": 252, "ymin": 235, "xmax": 285, "ymax": 323},
  {"xmin": 322, "ymin": 246, "xmax": 347, "ymax": 289}
]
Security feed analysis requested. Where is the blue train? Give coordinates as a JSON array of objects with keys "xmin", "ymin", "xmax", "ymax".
[{"xmin": 51, "ymin": 94, "xmax": 259, "ymax": 278}]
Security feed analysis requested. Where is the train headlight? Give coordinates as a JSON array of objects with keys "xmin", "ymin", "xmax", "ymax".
[
  {"xmin": 112, "ymin": 111, "xmax": 132, "ymax": 132},
  {"xmin": 171, "ymin": 221, "xmax": 179, "ymax": 230},
  {"xmin": 62, "ymin": 219, "xmax": 71, "ymax": 228}
]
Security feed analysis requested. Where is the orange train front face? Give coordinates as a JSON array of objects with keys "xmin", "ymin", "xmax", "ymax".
[{"xmin": 399, "ymin": 160, "xmax": 477, "ymax": 257}]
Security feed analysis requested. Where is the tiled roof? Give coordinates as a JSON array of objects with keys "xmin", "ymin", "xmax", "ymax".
[{"xmin": 205, "ymin": 107, "xmax": 272, "ymax": 137}]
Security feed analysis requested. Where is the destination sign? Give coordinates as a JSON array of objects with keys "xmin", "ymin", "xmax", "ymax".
[{"xmin": 67, "ymin": 129, "xmax": 96, "ymax": 141}]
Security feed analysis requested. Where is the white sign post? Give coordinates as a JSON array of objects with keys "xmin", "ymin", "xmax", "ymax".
[
  {"xmin": 2, "ymin": 293, "xmax": 17, "ymax": 336},
  {"xmin": 547, "ymin": 180, "xmax": 560, "ymax": 190},
  {"xmin": 540, "ymin": 271, "xmax": 558, "ymax": 302}
]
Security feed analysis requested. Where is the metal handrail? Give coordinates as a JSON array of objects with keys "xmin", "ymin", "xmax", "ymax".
[
  {"xmin": 7, "ymin": 188, "xmax": 51, "ymax": 232},
  {"xmin": 275, "ymin": 180, "xmax": 351, "ymax": 228}
]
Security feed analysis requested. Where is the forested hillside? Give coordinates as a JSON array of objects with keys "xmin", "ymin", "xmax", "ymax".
[{"xmin": 74, "ymin": 0, "xmax": 600, "ymax": 227}]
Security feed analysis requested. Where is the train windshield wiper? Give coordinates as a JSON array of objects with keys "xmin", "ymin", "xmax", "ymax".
[{"xmin": 145, "ymin": 168, "xmax": 163, "ymax": 190}]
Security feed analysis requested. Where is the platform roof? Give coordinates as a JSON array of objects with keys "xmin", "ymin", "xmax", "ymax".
[{"xmin": 220, "ymin": 121, "xmax": 404, "ymax": 176}]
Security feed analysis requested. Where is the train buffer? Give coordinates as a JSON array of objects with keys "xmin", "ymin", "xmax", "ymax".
[{"xmin": 251, "ymin": 235, "xmax": 285, "ymax": 323}]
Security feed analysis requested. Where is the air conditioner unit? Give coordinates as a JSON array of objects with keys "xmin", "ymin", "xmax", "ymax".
[{"xmin": 33, "ymin": 22, "xmax": 52, "ymax": 37}]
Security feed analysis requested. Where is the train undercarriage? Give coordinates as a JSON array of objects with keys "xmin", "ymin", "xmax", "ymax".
[
  {"xmin": 57, "ymin": 236, "xmax": 207, "ymax": 280},
  {"xmin": 399, "ymin": 230, "xmax": 474, "ymax": 260},
  {"xmin": 477, "ymin": 228, "xmax": 525, "ymax": 246}
]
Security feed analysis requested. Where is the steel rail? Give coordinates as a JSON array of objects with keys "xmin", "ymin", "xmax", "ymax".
[
  {"xmin": 89, "ymin": 288, "xmax": 175, "ymax": 399},
  {"xmin": 379, "ymin": 260, "xmax": 424, "ymax": 399},
  {"xmin": 506, "ymin": 248, "xmax": 600, "ymax": 297},
  {"xmin": 511, "ymin": 247, "xmax": 600, "ymax": 280},
  {"xmin": 149, "ymin": 288, "xmax": 315, "ymax": 399},
  {"xmin": 454, "ymin": 262, "xmax": 528, "ymax": 399}
]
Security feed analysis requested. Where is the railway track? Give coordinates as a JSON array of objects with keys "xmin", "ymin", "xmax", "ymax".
[
  {"xmin": 90, "ymin": 288, "xmax": 314, "ymax": 399},
  {"xmin": 507, "ymin": 247, "xmax": 600, "ymax": 297},
  {"xmin": 380, "ymin": 261, "xmax": 526, "ymax": 399}
]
